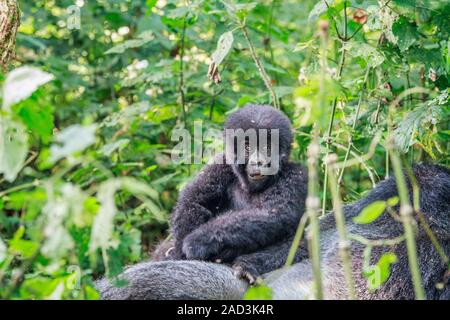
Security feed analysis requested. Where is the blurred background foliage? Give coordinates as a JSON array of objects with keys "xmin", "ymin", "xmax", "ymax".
[{"xmin": 0, "ymin": 0, "xmax": 448, "ymax": 299}]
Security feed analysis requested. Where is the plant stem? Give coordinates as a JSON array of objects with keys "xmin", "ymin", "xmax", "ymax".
[
  {"xmin": 326, "ymin": 155, "xmax": 356, "ymax": 299},
  {"xmin": 179, "ymin": 15, "xmax": 188, "ymax": 125},
  {"xmin": 338, "ymin": 67, "xmax": 371, "ymax": 184},
  {"xmin": 241, "ymin": 25, "xmax": 279, "ymax": 109},
  {"xmin": 305, "ymin": 128, "xmax": 324, "ymax": 299},
  {"xmin": 387, "ymin": 137, "xmax": 425, "ymax": 300},
  {"xmin": 0, "ymin": 180, "xmax": 41, "ymax": 198},
  {"xmin": 321, "ymin": 40, "xmax": 347, "ymax": 215},
  {"xmin": 285, "ymin": 213, "xmax": 309, "ymax": 267}
]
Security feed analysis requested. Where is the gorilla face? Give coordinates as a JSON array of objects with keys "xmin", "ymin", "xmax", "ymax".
[{"xmin": 224, "ymin": 104, "xmax": 293, "ymax": 192}]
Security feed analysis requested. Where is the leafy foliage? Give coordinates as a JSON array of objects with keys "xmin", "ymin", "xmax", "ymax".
[{"xmin": 0, "ymin": 0, "xmax": 448, "ymax": 299}]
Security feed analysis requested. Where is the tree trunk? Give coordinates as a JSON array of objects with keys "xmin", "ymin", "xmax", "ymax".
[{"xmin": 0, "ymin": 0, "xmax": 20, "ymax": 70}]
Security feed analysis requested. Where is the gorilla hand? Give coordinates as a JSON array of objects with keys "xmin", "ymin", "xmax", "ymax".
[
  {"xmin": 232, "ymin": 259, "xmax": 260, "ymax": 285},
  {"xmin": 182, "ymin": 228, "xmax": 225, "ymax": 261}
]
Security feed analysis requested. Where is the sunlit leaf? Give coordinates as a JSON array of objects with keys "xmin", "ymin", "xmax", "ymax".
[
  {"xmin": 392, "ymin": 17, "xmax": 417, "ymax": 52},
  {"xmin": 9, "ymin": 238, "xmax": 39, "ymax": 259},
  {"xmin": 387, "ymin": 196, "xmax": 399, "ymax": 207},
  {"xmin": 211, "ymin": 31, "xmax": 234, "ymax": 67},
  {"xmin": 0, "ymin": 118, "xmax": 28, "ymax": 182},
  {"xmin": 49, "ymin": 124, "xmax": 97, "ymax": 163},
  {"xmin": 308, "ymin": 1, "xmax": 329, "ymax": 22},
  {"xmin": 363, "ymin": 252, "xmax": 398, "ymax": 291},
  {"xmin": 243, "ymin": 284, "xmax": 273, "ymax": 300},
  {"xmin": 353, "ymin": 201, "xmax": 386, "ymax": 224},
  {"xmin": 2, "ymin": 66, "xmax": 54, "ymax": 111}
]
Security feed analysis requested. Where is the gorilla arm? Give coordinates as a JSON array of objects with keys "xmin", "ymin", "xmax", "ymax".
[
  {"xmin": 231, "ymin": 239, "xmax": 309, "ymax": 282},
  {"xmin": 170, "ymin": 160, "xmax": 235, "ymax": 258},
  {"xmin": 181, "ymin": 169, "xmax": 306, "ymax": 262}
]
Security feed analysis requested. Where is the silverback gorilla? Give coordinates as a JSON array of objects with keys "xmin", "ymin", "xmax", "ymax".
[{"xmin": 96, "ymin": 105, "xmax": 450, "ymax": 300}]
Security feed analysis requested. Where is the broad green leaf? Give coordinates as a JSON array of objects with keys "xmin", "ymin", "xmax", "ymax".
[
  {"xmin": 363, "ymin": 252, "xmax": 398, "ymax": 291},
  {"xmin": 308, "ymin": 1, "xmax": 329, "ymax": 22},
  {"xmin": 8, "ymin": 238, "xmax": 39, "ymax": 259},
  {"xmin": 293, "ymin": 75, "xmax": 345, "ymax": 130},
  {"xmin": 211, "ymin": 31, "xmax": 234, "ymax": 67},
  {"xmin": 392, "ymin": 17, "xmax": 417, "ymax": 52},
  {"xmin": 90, "ymin": 178, "xmax": 162, "ymax": 254},
  {"xmin": 2, "ymin": 67, "xmax": 54, "ymax": 111},
  {"xmin": 347, "ymin": 42, "xmax": 385, "ymax": 67},
  {"xmin": 353, "ymin": 201, "xmax": 387, "ymax": 224},
  {"xmin": 41, "ymin": 183, "xmax": 87, "ymax": 258},
  {"xmin": 14, "ymin": 94, "xmax": 54, "ymax": 144},
  {"xmin": 105, "ymin": 31, "xmax": 154, "ymax": 54},
  {"xmin": 243, "ymin": 284, "xmax": 273, "ymax": 300},
  {"xmin": 84, "ymin": 285, "xmax": 101, "ymax": 300},
  {"xmin": 393, "ymin": 92, "xmax": 445, "ymax": 154},
  {"xmin": 222, "ymin": 0, "xmax": 257, "ymax": 21},
  {"xmin": 89, "ymin": 180, "xmax": 122, "ymax": 254},
  {"xmin": 19, "ymin": 277, "xmax": 63, "ymax": 299},
  {"xmin": 49, "ymin": 124, "xmax": 97, "ymax": 163},
  {"xmin": 387, "ymin": 196, "xmax": 399, "ymax": 207},
  {"xmin": 0, "ymin": 118, "xmax": 28, "ymax": 182}
]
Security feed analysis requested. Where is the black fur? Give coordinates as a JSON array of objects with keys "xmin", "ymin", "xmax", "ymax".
[
  {"xmin": 166, "ymin": 104, "xmax": 308, "ymax": 267},
  {"xmin": 235, "ymin": 164, "xmax": 450, "ymax": 299},
  {"xmin": 97, "ymin": 163, "xmax": 450, "ymax": 299}
]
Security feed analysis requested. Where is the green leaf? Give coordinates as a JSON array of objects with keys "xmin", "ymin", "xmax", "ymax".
[
  {"xmin": 0, "ymin": 118, "xmax": 28, "ymax": 182},
  {"xmin": 387, "ymin": 196, "xmax": 399, "ymax": 207},
  {"xmin": 222, "ymin": 0, "xmax": 257, "ymax": 21},
  {"xmin": 364, "ymin": 252, "xmax": 398, "ymax": 291},
  {"xmin": 14, "ymin": 94, "xmax": 54, "ymax": 144},
  {"xmin": 211, "ymin": 31, "xmax": 234, "ymax": 67},
  {"xmin": 9, "ymin": 238, "xmax": 39, "ymax": 259},
  {"xmin": 243, "ymin": 284, "xmax": 273, "ymax": 300},
  {"xmin": 293, "ymin": 75, "xmax": 345, "ymax": 129},
  {"xmin": 105, "ymin": 31, "xmax": 154, "ymax": 54},
  {"xmin": 84, "ymin": 285, "xmax": 101, "ymax": 300},
  {"xmin": 49, "ymin": 124, "xmax": 97, "ymax": 163},
  {"xmin": 392, "ymin": 17, "xmax": 417, "ymax": 51},
  {"xmin": 353, "ymin": 201, "xmax": 387, "ymax": 224},
  {"xmin": 308, "ymin": 1, "xmax": 329, "ymax": 22},
  {"xmin": 2, "ymin": 66, "xmax": 54, "ymax": 111},
  {"xmin": 347, "ymin": 42, "xmax": 385, "ymax": 67},
  {"xmin": 19, "ymin": 277, "xmax": 63, "ymax": 299}
]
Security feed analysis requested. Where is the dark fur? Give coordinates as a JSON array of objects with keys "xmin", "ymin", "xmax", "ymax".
[
  {"xmin": 164, "ymin": 104, "xmax": 308, "ymax": 269},
  {"xmin": 98, "ymin": 163, "xmax": 450, "ymax": 299}
]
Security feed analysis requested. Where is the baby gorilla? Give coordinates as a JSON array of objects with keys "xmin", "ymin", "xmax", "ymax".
[{"xmin": 155, "ymin": 104, "xmax": 307, "ymax": 282}]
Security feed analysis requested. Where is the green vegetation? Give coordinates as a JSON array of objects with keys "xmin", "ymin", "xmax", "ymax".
[{"xmin": 0, "ymin": 0, "xmax": 448, "ymax": 299}]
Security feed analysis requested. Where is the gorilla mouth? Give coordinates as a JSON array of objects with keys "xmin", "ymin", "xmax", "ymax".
[{"xmin": 248, "ymin": 172, "xmax": 265, "ymax": 181}]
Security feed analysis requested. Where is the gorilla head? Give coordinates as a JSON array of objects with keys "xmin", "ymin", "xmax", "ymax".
[{"xmin": 224, "ymin": 104, "xmax": 293, "ymax": 192}]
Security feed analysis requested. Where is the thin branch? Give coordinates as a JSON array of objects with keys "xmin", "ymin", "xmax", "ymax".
[
  {"xmin": 178, "ymin": 15, "xmax": 188, "ymax": 125},
  {"xmin": 241, "ymin": 24, "xmax": 279, "ymax": 109},
  {"xmin": 337, "ymin": 66, "xmax": 371, "ymax": 184},
  {"xmin": 285, "ymin": 213, "xmax": 309, "ymax": 267},
  {"xmin": 326, "ymin": 154, "xmax": 356, "ymax": 299},
  {"xmin": 321, "ymin": 1, "xmax": 348, "ymax": 215}
]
